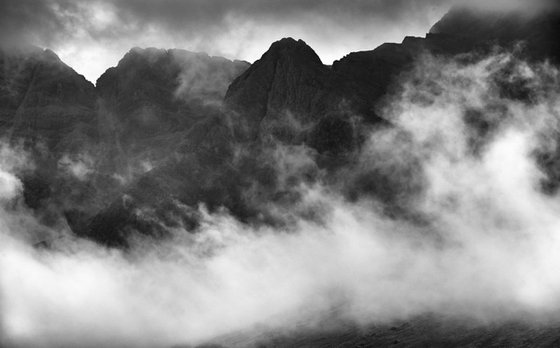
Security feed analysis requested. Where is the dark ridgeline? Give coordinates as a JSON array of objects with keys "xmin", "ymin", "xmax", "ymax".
[{"xmin": 1, "ymin": 3, "xmax": 559, "ymax": 247}]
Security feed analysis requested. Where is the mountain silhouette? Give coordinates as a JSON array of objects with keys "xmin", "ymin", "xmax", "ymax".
[{"xmin": 1, "ymin": 3, "xmax": 559, "ymax": 246}]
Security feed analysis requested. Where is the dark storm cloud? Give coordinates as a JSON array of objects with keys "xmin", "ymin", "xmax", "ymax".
[
  {"xmin": 8, "ymin": 0, "xmax": 554, "ymax": 83},
  {"xmin": 0, "ymin": 0, "xmax": 450, "ymax": 48},
  {"xmin": 1, "ymin": 0, "xmax": 556, "ymax": 56},
  {"xmin": 0, "ymin": 0, "xmax": 61, "ymax": 46},
  {"xmin": 0, "ymin": 0, "xmax": 459, "ymax": 81},
  {"xmin": 109, "ymin": 0, "xmax": 448, "ymax": 27}
]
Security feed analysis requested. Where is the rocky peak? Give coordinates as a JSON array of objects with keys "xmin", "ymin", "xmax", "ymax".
[
  {"xmin": 224, "ymin": 38, "xmax": 337, "ymax": 139},
  {"xmin": 262, "ymin": 38, "xmax": 324, "ymax": 67},
  {"xmin": 93, "ymin": 46, "xmax": 249, "ymax": 178},
  {"xmin": 0, "ymin": 45, "xmax": 97, "ymax": 150},
  {"xmin": 96, "ymin": 46, "xmax": 248, "ymax": 125},
  {"xmin": 97, "ymin": 47, "xmax": 248, "ymax": 102}
]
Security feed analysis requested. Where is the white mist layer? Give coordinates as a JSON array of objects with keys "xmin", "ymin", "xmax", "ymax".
[{"xmin": 2, "ymin": 53, "xmax": 560, "ymax": 347}]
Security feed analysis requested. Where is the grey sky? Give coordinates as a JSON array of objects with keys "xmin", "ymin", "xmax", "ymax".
[{"xmin": 1, "ymin": 0, "xmax": 456, "ymax": 82}]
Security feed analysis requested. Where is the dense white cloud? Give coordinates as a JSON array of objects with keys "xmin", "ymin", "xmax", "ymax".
[{"xmin": 2, "ymin": 50, "xmax": 560, "ymax": 347}]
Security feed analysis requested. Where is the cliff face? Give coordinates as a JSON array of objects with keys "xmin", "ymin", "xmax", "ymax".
[
  {"xmin": 224, "ymin": 38, "xmax": 382, "ymax": 159},
  {"xmin": 0, "ymin": 46, "xmax": 97, "ymax": 151},
  {"xmin": 89, "ymin": 48, "xmax": 249, "ymax": 188},
  {"xmin": 225, "ymin": 39, "xmax": 342, "ymax": 135},
  {"xmin": 97, "ymin": 47, "xmax": 249, "ymax": 140},
  {"xmin": 0, "ymin": 45, "xmax": 250, "ymax": 240}
]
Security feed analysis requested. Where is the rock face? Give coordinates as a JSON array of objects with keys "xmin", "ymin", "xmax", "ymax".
[
  {"xmin": 0, "ymin": 45, "xmax": 251, "ymax": 242},
  {"xmin": 0, "ymin": 46, "xmax": 100, "ymax": 226},
  {"xmin": 79, "ymin": 48, "xmax": 250, "ymax": 245},
  {"xmin": 225, "ymin": 38, "xmax": 345, "ymax": 137},
  {"xmin": 2, "ymin": 4, "xmax": 560, "ymax": 246},
  {"xmin": 97, "ymin": 48, "xmax": 248, "ymax": 140},
  {"xmin": 95, "ymin": 47, "xmax": 249, "ymax": 171},
  {"xmin": 0, "ymin": 46, "xmax": 97, "ymax": 151},
  {"xmin": 225, "ymin": 38, "xmax": 391, "ymax": 143}
]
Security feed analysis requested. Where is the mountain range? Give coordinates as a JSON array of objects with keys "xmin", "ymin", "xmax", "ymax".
[{"xmin": 1, "ymin": 3, "xmax": 559, "ymax": 249}]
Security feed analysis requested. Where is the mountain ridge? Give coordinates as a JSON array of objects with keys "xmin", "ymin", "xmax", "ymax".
[{"xmin": 1, "ymin": 4, "xmax": 560, "ymax": 246}]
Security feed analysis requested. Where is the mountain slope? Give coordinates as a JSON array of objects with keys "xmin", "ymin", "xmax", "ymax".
[
  {"xmin": 4, "ymin": 4, "xmax": 560, "ymax": 248},
  {"xmin": 0, "ymin": 45, "xmax": 97, "ymax": 150}
]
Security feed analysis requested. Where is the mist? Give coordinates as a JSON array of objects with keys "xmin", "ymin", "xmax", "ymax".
[{"xmin": 2, "ymin": 50, "xmax": 560, "ymax": 347}]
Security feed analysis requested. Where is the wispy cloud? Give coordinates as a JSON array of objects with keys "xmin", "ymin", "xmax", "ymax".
[{"xmin": 2, "ymin": 49, "xmax": 560, "ymax": 347}]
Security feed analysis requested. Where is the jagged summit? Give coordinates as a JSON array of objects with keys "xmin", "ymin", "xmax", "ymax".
[
  {"xmin": 97, "ymin": 47, "xmax": 248, "ymax": 87},
  {"xmin": 95, "ymin": 45, "xmax": 248, "ymax": 158},
  {"xmin": 0, "ymin": 44, "xmax": 97, "ymax": 149},
  {"xmin": 262, "ymin": 38, "xmax": 324, "ymax": 66},
  {"xmin": 224, "ymin": 37, "xmax": 338, "ymax": 138}
]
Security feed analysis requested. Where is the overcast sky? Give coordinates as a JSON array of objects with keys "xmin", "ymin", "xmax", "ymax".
[{"xmin": 0, "ymin": 0, "xmax": 457, "ymax": 83}]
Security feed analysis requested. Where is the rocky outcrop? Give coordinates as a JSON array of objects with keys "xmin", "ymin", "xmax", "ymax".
[
  {"xmin": 225, "ymin": 38, "xmax": 343, "ymax": 137},
  {"xmin": 0, "ymin": 45, "xmax": 97, "ymax": 151},
  {"xmin": 96, "ymin": 47, "xmax": 248, "ymax": 150},
  {"xmin": 0, "ymin": 46, "xmax": 100, "ymax": 226}
]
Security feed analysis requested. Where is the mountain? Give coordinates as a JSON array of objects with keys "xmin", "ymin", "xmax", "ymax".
[
  {"xmin": 2, "ymin": 3, "xmax": 560, "ymax": 247},
  {"xmin": 225, "ymin": 38, "xmax": 347, "ymax": 138},
  {"xmin": 85, "ymin": 39, "xmax": 360, "ymax": 246},
  {"xmin": 225, "ymin": 3, "xmax": 560, "ymax": 157},
  {"xmin": 0, "ymin": 45, "xmax": 97, "ymax": 150},
  {"xmin": 97, "ymin": 47, "xmax": 248, "ymax": 140},
  {"xmin": 76, "ymin": 48, "xmax": 251, "ymax": 245},
  {"xmin": 95, "ymin": 47, "xmax": 249, "ymax": 172},
  {"xmin": 0, "ymin": 45, "xmax": 250, "ymax": 240},
  {"xmin": 0, "ymin": 45, "xmax": 100, "ymax": 225}
]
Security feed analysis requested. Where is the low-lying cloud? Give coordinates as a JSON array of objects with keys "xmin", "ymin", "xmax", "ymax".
[{"xmin": 2, "ymin": 50, "xmax": 560, "ymax": 348}]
